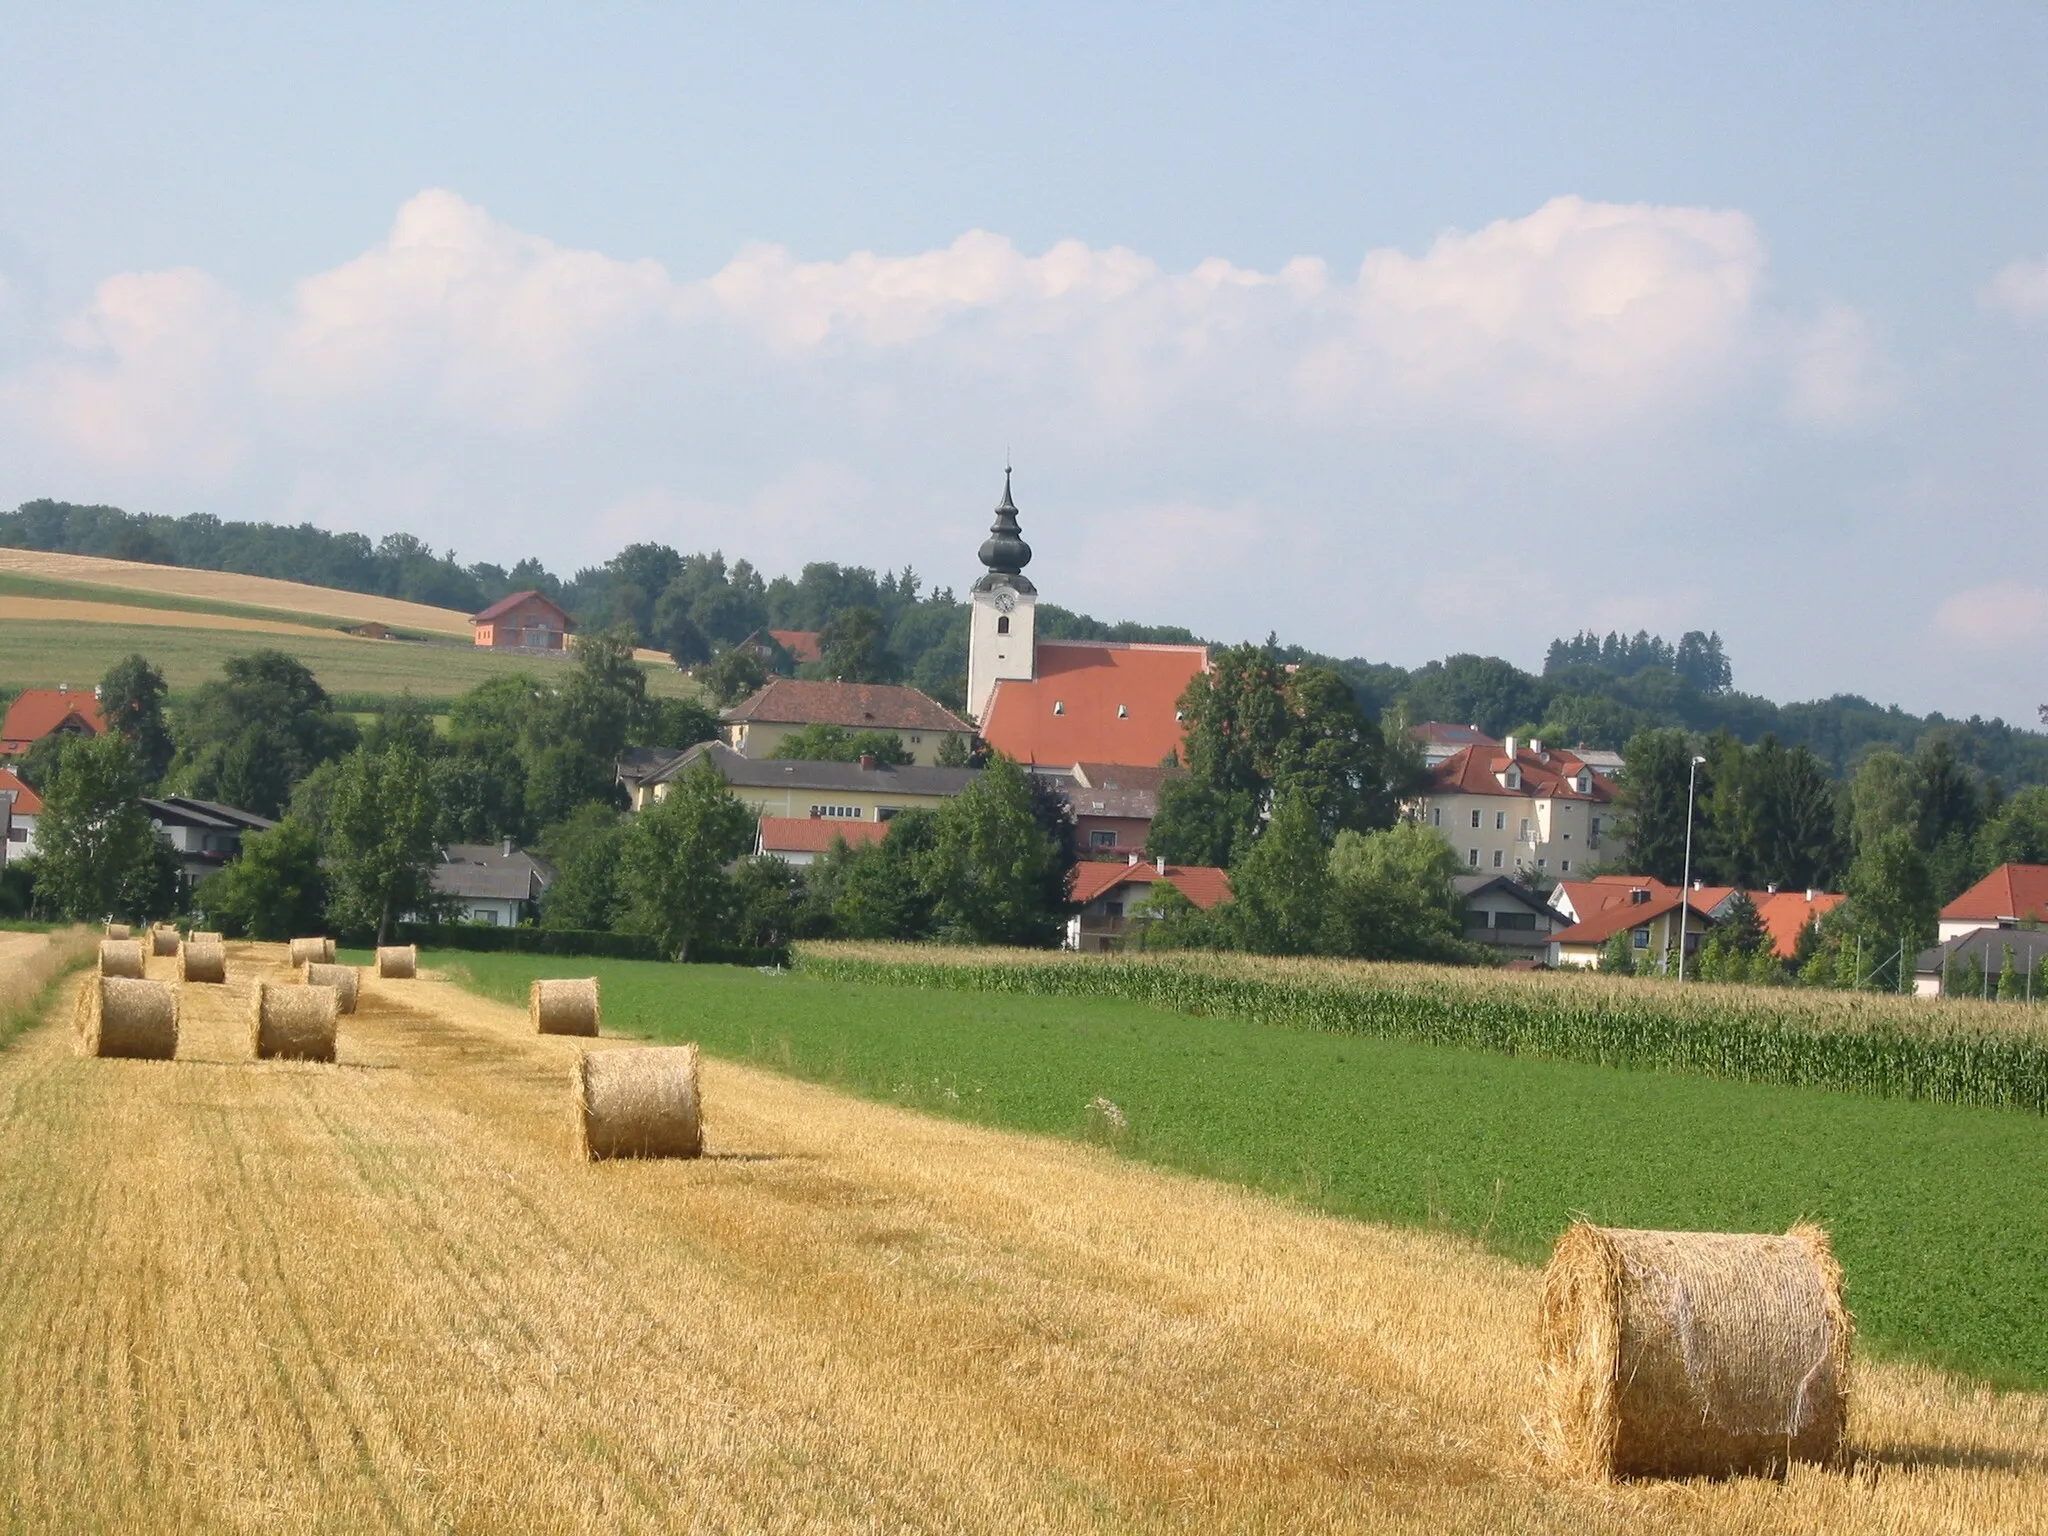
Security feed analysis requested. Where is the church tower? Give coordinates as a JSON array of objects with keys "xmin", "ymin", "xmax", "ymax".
[{"xmin": 966, "ymin": 468, "xmax": 1037, "ymax": 723}]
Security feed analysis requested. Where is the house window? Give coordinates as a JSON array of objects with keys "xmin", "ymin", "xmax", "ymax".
[
  {"xmin": 1469, "ymin": 809, "xmax": 1481, "ymax": 829},
  {"xmin": 1536, "ymin": 858, "xmax": 1547, "ymax": 869},
  {"xmin": 811, "ymin": 804, "xmax": 863, "ymax": 819},
  {"xmin": 6, "ymin": 828, "xmax": 23, "ymax": 843},
  {"xmin": 1431, "ymin": 807, "xmax": 1441, "ymax": 826},
  {"xmin": 1495, "ymin": 811, "xmax": 1506, "ymax": 830},
  {"xmin": 997, "ymin": 616, "xmax": 1010, "ymax": 634},
  {"xmin": 1519, "ymin": 817, "xmax": 1530, "ymax": 838},
  {"xmin": 1491, "ymin": 849, "xmax": 1504, "ymax": 869},
  {"xmin": 909, "ymin": 735, "xmax": 922, "ymax": 744},
  {"xmin": 1105, "ymin": 901, "xmax": 1124, "ymax": 918},
  {"xmin": 1561, "ymin": 860, "xmax": 1571, "ymax": 873},
  {"xmin": 1633, "ymin": 928, "xmax": 1650, "ymax": 949},
  {"xmin": 1090, "ymin": 830, "xmax": 1118, "ymax": 849},
  {"xmin": 1468, "ymin": 848, "xmax": 1480, "ymax": 867},
  {"xmin": 1496, "ymin": 912, "xmax": 1538, "ymax": 931}
]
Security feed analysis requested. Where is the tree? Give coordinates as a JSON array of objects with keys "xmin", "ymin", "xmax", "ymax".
[
  {"xmin": 803, "ymin": 813, "xmax": 939, "ymax": 940},
  {"xmin": 1842, "ymin": 826, "xmax": 1936, "ymax": 957},
  {"xmin": 920, "ymin": 756, "xmax": 1071, "ymax": 946},
  {"xmin": 1611, "ymin": 728, "xmax": 1697, "ymax": 883},
  {"xmin": 699, "ymin": 647, "xmax": 767, "ymax": 708},
  {"xmin": 326, "ymin": 744, "xmax": 442, "ymax": 943},
  {"xmin": 637, "ymin": 696, "xmax": 720, "ymax": 752},
  {"xmin": 1998, "ymin": 943, "xmax": 2023, "ymax": 1001},
  {"xmin": 1717, "ymin": 891, "xmax": 1768, "ymax": 957},
  {"xmin": 731, "ymin": 856, "xmax": 804, "ymax": 950},
  {"xmin": 169, "ymin": 650, "xmax": 358, "ymax": 817},
  {"xmin": 935, "ymin": 732, "xmax": 975, "ymax": 768},
  {"xmin": 770, "ymin": 724, "xmax": 913, "ymax": 765},
  {"xmin": 1399, "ymin": 654, "xmax": 1546, "ymax": 739},
  {"xmin": 816, "ymin": 606, "xmax": 901, "ymax": 683},
  {"xmin": 1215, "ymin": 790, "xmax": 1333, "ymax": 955},
  {"xmin": 1849, "ymin": 749, "xmax": 1920, "ymax": 853},
  {"xmin": 521, "ymin": 627, "xmax": 646, "ymax": 824},
  {"xmin": 1325, "ymin": 819, "xmax": 1471, "ymax": 961},
  {"xmin": 1600, "ymin": 930, "xmax": 1637, "ymax": 974},
  {"xmin": 616, "ymin": 758, "xmax": 757, "ymax": 959},
  {"xmin": 537, "ymin": 804, "xmax": 630, "ymax": 930},
  {"xmin": 31, "ymin": 733, "xmax": 161, "ymax": 920},
  {"xmin": 1978, "ymin": 786, "xmax": 2048, "ymax": 869},
  {"xmin": 99, "ymin": 654, "xmax": 174, "ymax": 785},
  {"xmin": 196, "ymin": 818, "xmax": 327, "ymax": 939}
]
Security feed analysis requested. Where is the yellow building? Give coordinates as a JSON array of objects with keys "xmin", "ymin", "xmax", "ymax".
[
  {"xmin": 721, "ymin": 679, "xmax": 973, "ymax": 767},
  {"xmin": 624, "ymin": 741, "xmax": 978, "ymax": 823},
  {"xmin": 1409, "ymin": 735, "xmax": 1625, "ymax": 880}
]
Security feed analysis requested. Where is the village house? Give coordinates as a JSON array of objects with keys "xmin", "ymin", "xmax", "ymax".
[
  {"xmin": 1937, "ymin": 863, "xmax": 2048, "ymax": 942},
  {"xmin": 1411, "ymin": 721, "xmax": 1500, "ymax": 768},
  {"xmin": 1067, "ymin": 857, "xmax": 1231, "ymax": 952},
  {"xmin": 470, "ymin": 590, "xmax": 576, "ymax": 652},
  {"xmin": 429, "ymin": 841, "xmax": 555, "ymax": 926},
  {"xmin": 721, "ymin": 679, "xmax": 973, "ymax": 767},
  {"xmin": 754, "ymin": 816, "xmax": 889, "ymax": 867},
  {"xmin": 1913, "ymin": 925, "xmax": 2048, "ymax": 999},
  {"xmin": 1057, "ymin": 761, "xmax": 1180, "ymax": 858},
  {"xmin": 734, "ymin": 628, "xmax": 824, "ymax": 667},
  {"xmin": 142, "ymin": 796, "xmax": 276, "ymax": 891},
  {"xmin": 1687, "ymin": 883, "xmax": 1843, "ymax": 958},
  {"xmin": 1, "ymin": 685, "xmax": 106, "ymax": 757},
  {"xmin": 1452, "ymin": 874, "xmax": 1564, "ymax": 960},
  {"xmin": 1547, "ymin": 877, "xmax": 1719, "ymax": 968},
  {"xmin": 1410, "ymin": 735, "xmax": 1623, "ymax": 879},
  {"xmin": 627, "ymin": 740, "xmax": 978, "ymax": 823},
  {"xmin": 963, "ymin": 472, "xmax": 1210, "ymax": 770},
  {"xmin": 0, "ymin": 767, "xmax": 40, "ymax": 864}
]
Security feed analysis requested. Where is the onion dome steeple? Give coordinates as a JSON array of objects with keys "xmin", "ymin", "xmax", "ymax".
[{"xmin": 973, "ymin": 467, "xmax": 1036, "ymax": 593}]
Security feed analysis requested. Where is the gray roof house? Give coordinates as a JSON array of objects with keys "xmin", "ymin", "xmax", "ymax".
[
  {"xmin": 429, "ymin": 841, "xmax": 555, "ymax": 927},
  {"xmin": 624, "ymin": 740, "xmax": 979, "ymax": 824},
  {"xmin": 142, "ymin": 795, "xmax": 276, "ymax": 889},
  {"xmin": 1912, "ymin": 925, "xmax": 2048, "ymax": 1000},
  {"xmin": 1453, "ymin": 873, "xmax": 1563, "ymax": 960}
]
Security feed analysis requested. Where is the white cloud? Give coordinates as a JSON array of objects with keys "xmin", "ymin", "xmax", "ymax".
[
  {"xmin": 1930, "ymin": 582, "xmax": 2048, "ymax": 651},
  {"xmin": 1986, "ymin": 256, "xmax": 2048, "ymax": 322},
  {"xmin": 1782, "ymin": 300, "xmax": 1901, "ymax": 430}
]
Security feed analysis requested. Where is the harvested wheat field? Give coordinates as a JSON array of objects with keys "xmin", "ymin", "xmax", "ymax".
[
  {"xmin": 0, "ymin": 594, "xmax": 350, "ymax": 638},
  {"xmin": 0, "ymin": 936, "xmax": 2044, "ymax": 1532}
]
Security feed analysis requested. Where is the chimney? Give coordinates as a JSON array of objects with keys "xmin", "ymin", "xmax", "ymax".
[
  {"xmin": 858, "ymin": 753, "xmax": 877, "ymax": 770},
  {"xmin": 1503, "ymin": 734, "xmax": 1517, "ymax": 759},
  {"xmin": 1530, "ymin": 738, "xmax": 1543, "ymax": 756},
  {"xmin": 501, "ymin": 836, "xmax": 513, "ymax": 858},
  {"xmin": 57, "ymin": 682, "xmax": 67, "ymax": 695},
  {"xmin": 1806, "ymin": 888, "xmax": 1818, "ymax": 903},
  {"xmin": 1127, "ymin": 852, "xmax": 1139, "ymax": 865},
  {"xmin": 1155, "ymin": 855, "xmax": 1166, "ymax": 874}
]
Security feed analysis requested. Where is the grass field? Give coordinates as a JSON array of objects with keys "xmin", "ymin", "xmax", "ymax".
[
  {"xmin": 0, "ymin": 618, "xmax": 699, "ymax": 701},
  {"xmin": 451, "ymin": 953, "xmax": 2048, "ymax": 1389},
  {"xmin": 5, "ymin": 935, "xmax": 2047, "ymax": 1531}
]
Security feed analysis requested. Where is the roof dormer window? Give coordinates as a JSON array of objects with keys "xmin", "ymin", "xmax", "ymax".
[
  {"xmin": 1053, "ymin": 700, "xmax": 1064, "ymax": 715},
  {"xmin": 1501, "ymin": 764, "xmax": 1522, "ymax": 790},
  {"xmin": 1117, "ymin": 704, "xmax": 1128, "ymax": 718}
]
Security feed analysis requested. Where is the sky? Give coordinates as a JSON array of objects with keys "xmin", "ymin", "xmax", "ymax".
[{"xmin": 2, "ymin": 3, "xmax": 2044, "ymax": 720}]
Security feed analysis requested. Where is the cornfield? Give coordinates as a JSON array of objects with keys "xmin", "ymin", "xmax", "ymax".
[{"xmin": 796, "ymin": 943, "xmax": 2048, "ymax": 1115}]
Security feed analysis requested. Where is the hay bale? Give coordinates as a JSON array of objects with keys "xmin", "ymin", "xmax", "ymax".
[
  {"xmin": 79, "ymin": 976, "xmax": 179, "ymax": 1060},
  {"xmin": 302, "ymin": 961, "xmax": 359, "ymax": 1014},
  {"xmin": 1537, "ymin": 1222, "xmax": 1852, "ymax": 1481},
  {"xmin": 104, "ymin": 922, "xmax": 131, "ymax": 940},
  {"xmin": 250, "ymin": 980, "xmax": 339, "ymax": 1062},
  {"xmin": 181, "ymin": 940, "xmax": 228, "ymax": 984},
  {"xmin": 189, "ymin": 930, "xmax": 223, "ymax": 944},
  {"xmin": 288, "ymin": 936, "xmax": 335, "ymax": 966},
  {"xmin": 574, "ymin": 1045, "xmax": 701, "ymax": 1160},
  {"xmin": 375, "ymin": 944, "xmax": 417, "ymax": 979},
  {"xmin": 150, "ymin": 925, "xmax": 181, "ymax": 957},
  {"xmin": 98, "ymin": 938, "xmax": 146, "ymax": 978},
  {"xmin": 532, "ymin": 977, "xmax": 600, "ymax": 1037}
]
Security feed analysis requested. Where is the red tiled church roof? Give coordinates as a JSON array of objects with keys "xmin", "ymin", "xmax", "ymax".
[
  {"xmin": 1943, "ymin": 864, "xmax": 2048, "ymax": 925},
  {"xmin": 1070, "ymin": 860, "xmax": 1231, "ymax": 910},
  {"xmin": 0, "ymin": 688, "xmax": 106, "ymax": 754},
  {"xmin": 980, "ymin": 641, "xmax": 1207, "ymax": 769}
]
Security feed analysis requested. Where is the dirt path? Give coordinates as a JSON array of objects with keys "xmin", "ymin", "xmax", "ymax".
[{"xmin": 0, "ymin": 942, "xmax": 2042, "ymax": 1532}]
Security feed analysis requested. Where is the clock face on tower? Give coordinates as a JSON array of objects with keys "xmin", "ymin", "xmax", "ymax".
[{"xmin": 993, "ymin": 588, "xmax": 1016, "ymax": 614}]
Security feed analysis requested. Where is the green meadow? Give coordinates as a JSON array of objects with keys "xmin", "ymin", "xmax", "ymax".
[{"xmin": 445, "ymin": 951, "xmax": 2048, "ymax": 1390}]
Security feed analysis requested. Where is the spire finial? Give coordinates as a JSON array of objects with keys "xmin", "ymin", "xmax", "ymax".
[{"xmin": 976, "ymin": 464, "xmax": 1032, "ymax": 583}]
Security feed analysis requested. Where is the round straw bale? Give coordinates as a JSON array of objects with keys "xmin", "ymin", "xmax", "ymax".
[
  {"xmin": 181, "ymin": 940, "xmax": 228, "ymax": 984},
  {"xmin": 250, "ymin": 980, "xmax": 339, "ymax": 1062},
  {"xmin": 98, "ymin": 938, "xmax": 146, "ymax": 978},
  {"xmin": 574, "ymin": 1045, "xmax": 701, "ymax": 1160},
  {"xmin": 1537, "ymin": 1222, "xmax": 1852, "ymax": 1481},
  {"xmin": 189, "ymin": 930, "xmax": 223, "ymax": 944},
  {"xmin": 532, "ymin": 977, "xmax": 600, "ymax": 1036},
  {"xmin": 150, "ymin": 925, "xmax": 181, "ymax": 957},
  {"xmin": 80, "ymin": 976, "xmax": 179, "ymax": 1060},
  {"xmin": 301, "ymin": 961, "xmax": 359, "ymax": 1014},
  {"xmin": 104, "ymin": 922, "xmax": 131, "ymax": 940},
  {"xmin": 375, "ymin": 944, "xmax": 417, "ymax": 979},
  {"xmin": 288, "ymin": 936, "xmax": 335, "ymax": 966}
]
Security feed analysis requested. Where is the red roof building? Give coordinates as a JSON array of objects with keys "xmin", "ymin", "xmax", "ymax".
[
  {"xmin": 1, "ymin": 686, "xmax": 107, "ymax": 756},
  {"xmin": 0, "ymin": 765, "xmax": 42, "ymax": 864},
  {"xmin": 1413, "ymin": 736, "xmax": 1620, "ymax": 880},
  {"xmin": 1940, "ymin": 863, "xmax": 2048, "ymax": 941},
  {"xmin": 770, "ymin": 629, "xmax": 823, "ymax": 664},
  {"xmin": 1068, "ymin": 857, "xmax": 1231, "ymax": 952},
  {"xmin": 722, "ymin": 679, "xmax": 974, "ymax": 767},
  {"xmin": 979, "ymin": 641, "xmax": 1207, "ymax": 770},
  {"xmin": 1548, "ymin": 877, "xmax": 1718, "ymax": 968},
  {"xmin": 470, "ymin": 590, "xmax": 576, "ymax": 651},
  {"xmin": 754, "ymin": 815, "xmax": 889, "ymax": 866}
]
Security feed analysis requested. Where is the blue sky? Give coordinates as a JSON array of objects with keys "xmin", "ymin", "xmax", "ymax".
[{"xmin": 2, "ymin": 3, "xmax": 2044, "ymax": 719}]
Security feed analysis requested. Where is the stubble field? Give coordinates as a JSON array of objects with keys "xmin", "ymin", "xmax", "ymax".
[{"xmin": 3, "ymin": 933, "xmax": 2046, "ymax": 1532}]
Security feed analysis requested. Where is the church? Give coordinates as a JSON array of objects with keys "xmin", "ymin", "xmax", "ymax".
[{"xmin": 967, "ymin": 472, "xmax": 1210, "ymax": 771}]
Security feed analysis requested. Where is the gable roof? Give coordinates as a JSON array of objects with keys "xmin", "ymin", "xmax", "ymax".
[
  {"xmin": 979, "ymin": 641, "xmax": 1208, "ymax": 769},
  {"xmin": 723, "ymin": 679, "xmax": 970, "ymax": 735},
  {"xmin": 1, "ymin": 687, "xmax": 107, "ymax": 750},
  {"xmin": 1070, "ymin": 860, "xmax": 1231, "ymax": 910},
  {"xmin": 769, "ymin": 629, "xmax": 823, "ymax": 664},
  {"xmin": 140, "ymin": 796, "xmax": 276, "ymax": 833},
  {"xmin": 1451, "ymin": 873, "xmax": 1556, "ymax": 916},
  {"xmin": 1427, "ymin": 743, "xmax": 1614, "ymax": 803},
  {"xmin": 1754, "ymin": 889, "xmax": 1844, "ymax": 959},
  {"xmin": 431, "ymin": 843, "xmax": 554, "ymax": 902},
  {"xmin": 470, "ymin": 589, "xmax": 576, "ymax": 628},
  {"xmin": 0, "ymin": 768, "xmax": 42, "ymax": 816},
  {"xmin": 653, "ymin": 740, "xmax": 980, "ymax": 797},
  {"xmin": 756, "ymin": 816, "xmax": 890, "ymax": 856},
  {"xmin": 1942, "ymin": 863, "xmax": 2048, "ymax": 925},
  {"xmin": 1916, "ymin": 925, "xmax": 2048, "ymax": 978},
  {"xmin": 1549, "ymin": 877, "xmax": 1716, "ymax": 947}
]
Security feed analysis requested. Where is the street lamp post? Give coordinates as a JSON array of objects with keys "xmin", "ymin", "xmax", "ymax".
[{"xmin": 1676, "ymin": 754, "xmax": 1707, "ymax": 981}]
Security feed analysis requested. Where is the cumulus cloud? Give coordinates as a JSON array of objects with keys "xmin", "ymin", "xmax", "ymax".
[
  {"xmin": 1986, "ymin": 256, "xmax": 2048, "ymax": 321},
  {"xmin": 1930, "ymin": 582, "xmax": 2048, "ymax": 651}
]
